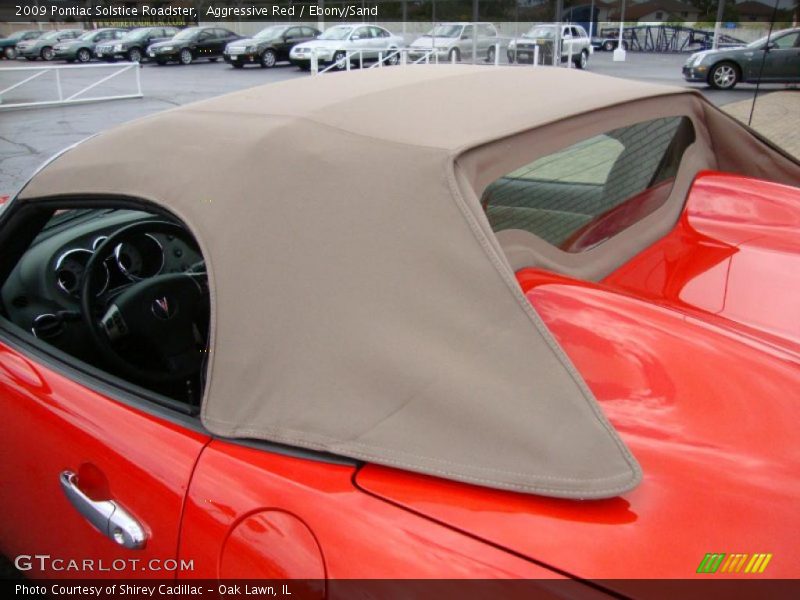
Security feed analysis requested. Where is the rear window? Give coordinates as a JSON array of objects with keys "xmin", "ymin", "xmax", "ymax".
[{"xmin": 482, "ymin": 116, "xmax": 695, "ymax": 252}]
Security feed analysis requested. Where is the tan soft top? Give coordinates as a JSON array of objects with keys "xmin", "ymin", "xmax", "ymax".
[{"xmin": 22, "ymin": 66, "xmax": 797, "ymax": 498}]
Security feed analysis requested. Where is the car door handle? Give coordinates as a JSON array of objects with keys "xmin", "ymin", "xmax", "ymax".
[{"xmin": 60, "ymin": 471, "xmax": 147, "ymax": 550}]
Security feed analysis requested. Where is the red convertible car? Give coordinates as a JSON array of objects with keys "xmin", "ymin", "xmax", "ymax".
[{"xmin": 0, "ymin": 67, "xmax": 798, "ymax": 591}]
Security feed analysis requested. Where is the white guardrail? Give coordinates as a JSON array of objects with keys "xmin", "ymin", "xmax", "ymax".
[
  {"xmin": 311, "ymin": 42, "xmax": 564, "ymax": 75},
  {"xmin": 0, "ymin": 62, "xmax": 142, "ymax": 110}
]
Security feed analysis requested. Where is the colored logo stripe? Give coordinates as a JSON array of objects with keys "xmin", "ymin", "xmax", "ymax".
[
  {"xmin": 698, "ymin": 553, "xmax": 772, "ymax": 574},
  {"xmin": 697, "ymin": 553, "xmax": 725, "ymax": 573}
]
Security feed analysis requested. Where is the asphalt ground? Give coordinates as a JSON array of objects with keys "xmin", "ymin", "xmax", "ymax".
[{"xmin": 0, "ymin": 50, "xmax": 794, "ymax": 195}]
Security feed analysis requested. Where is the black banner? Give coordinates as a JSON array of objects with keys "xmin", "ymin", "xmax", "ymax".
[
  {"xmin": 0, "ymin": 1, "xmax": 797, "ymax": 24},
  {"xmin": 5, "ymin": 579, "xmax": 800, "ymax": 600}
]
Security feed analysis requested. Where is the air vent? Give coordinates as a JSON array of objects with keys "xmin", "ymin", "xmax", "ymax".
[{"xmin": 31, "ymin": 314, "xmax": 64, "ymax": 340}]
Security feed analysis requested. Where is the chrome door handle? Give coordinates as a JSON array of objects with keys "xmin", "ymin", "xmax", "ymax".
[{"xmin": 59, "ymin": 471, "xmax": 147, "ymax": 550}]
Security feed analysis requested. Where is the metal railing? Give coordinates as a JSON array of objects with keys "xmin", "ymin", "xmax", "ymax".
[
  {"xmin": 311, "ymin": 41, "xmax": 570, "ymax": 76},
  {"xmin": 0, "ymin": 62, "xmax": 142, "ymax": 110}
]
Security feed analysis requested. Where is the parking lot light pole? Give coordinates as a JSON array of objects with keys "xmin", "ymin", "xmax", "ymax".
[
  {"xmin": 712, "ymin": 0, "xmax": 725, "ymax": 50},
  {"xmin": 613, "ymin": 0, "xmax": 627, "ymax": 62}
]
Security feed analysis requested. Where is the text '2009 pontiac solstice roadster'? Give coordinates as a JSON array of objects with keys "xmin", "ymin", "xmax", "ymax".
[{"xmin": 0, "ymin": 66, "xmax": 798, "ymax": 593}]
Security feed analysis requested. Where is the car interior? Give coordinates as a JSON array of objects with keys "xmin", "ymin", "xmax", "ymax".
[
  {"xmin": 481, "ymin": 116, "xmax": 696, "ymax": 255},
  {"xmin": 0, "ymin": 205, "xmax": 209, "ymax": 409}
]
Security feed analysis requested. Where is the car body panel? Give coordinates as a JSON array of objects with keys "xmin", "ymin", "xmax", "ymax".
[
  {"xmin": 178, "ymin": 439, "xmax": 562, "ymax": 579},
  {"xmin": 224, "ymin": 25, "xmax": 319, "ymax": 67},
  {"xmin": 355, "ymin": 172, "xmax": 800, "ymax": 580},
  {"xmin": 289, "ymin": 25, "xmax": 402, "ymax": 67},
  {"xmin": 408, "ymin": 22, "xmax": 499, "ymax": 61},
  {"xmin": 0, "ymin": 30, "xmax": 42, "ymax": 58},
  {"xmin": 509, "ymin": 24, "xmax": 590, "ymax": 65},
  {"xmin": 148, "ymin": 27, "xmax": 239, "ymax": 64},
  {"xmin": 95, "ymin": 27, "xmax": 179, "ymax": 61},
  {"xmin": 16, "ymin": 29, "xmax": 83, "ymax": 60},
  {"xmin": 0, "ymin": 341, "xmax": 210, "ymax": 578},
  {"xmin": 52, "ymin": 28, "xmax": 127, "ymax": 61},
  {"xmin": 683, "ymin": 27, "xmax": 800, "ymax": 84}
]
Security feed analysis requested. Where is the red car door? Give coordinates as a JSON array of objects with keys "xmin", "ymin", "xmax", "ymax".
[{"xmin": 0, "ymin": 339, "xmax": 209, "ymax": 579}]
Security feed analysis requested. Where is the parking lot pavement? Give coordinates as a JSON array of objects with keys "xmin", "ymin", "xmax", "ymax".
[
  {"xmin": 0, "ymin": 53, "xmax": 795, "ymax": 195},
  {"xmin": 722, "ymin": 91, "xmax": 800, "ymax": 159}
]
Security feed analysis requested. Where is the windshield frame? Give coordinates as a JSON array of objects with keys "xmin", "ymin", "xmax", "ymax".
[
  {"xmin": 426, "ymin": 24, "xmax": 463, "ymax": 38},
  {"xmin": 318, "ymin": 26, "xmax": 354, "ymax": 41},
  {"xmin": 523, "ymin": 26, "xmax": 557, "ymax": 39},
  {"xmin": 173, "ymin": 28, "xmax": 201, "ymax": 41},
  {"xmin": 254, "ymin": 26, "xmax": 286, "ymax": 40}
]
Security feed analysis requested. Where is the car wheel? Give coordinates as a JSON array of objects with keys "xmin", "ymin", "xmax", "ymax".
[
  {"xmin": 77, "ymin": 48, "xmax": 91, "ymax": 63},
  {"xmin": 333, "ymin": 50, "xmax": 348, "ymax": 70},
  {"xmin": 603, "ymin": 40, "xmax": 615, "ymax": 52},
  {"xmin": 575, "ymin": 49, "xmax": 588, "ymax": 70},
  {"xmin": 709, "ymin": 62, "xmax": 739, "ymax": 90},
  {"xmin": 41, "ymin": 46, "xmax": 54, "ymax": 61},
  {"xmin": 384, "ymin": 48, "xmax": 400, "ymax": 66},
  {"xmin": 4, "ymin": 47, "xmax": 16, "ymax": 60},
  {"xmin": 179, "ymin": 48, "xmax": 193, "ymax": 65},
  {"xmin": 448, "ymin": 48, "xmax": 460, "ymax": 63},
  {"xmin": 127, "ymin": 48, "xmax": 142, "ymax": 63},
  {"xmin": 487, "ymin": 45, "xmax": 496, "ymax": 63},
  {"xmin": 261, "ymin": 49, "xmax": 277, "ymax": 68}
]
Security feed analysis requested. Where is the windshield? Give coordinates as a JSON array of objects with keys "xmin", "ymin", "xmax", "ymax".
[
  {"xmin": 124, "ymin": 28, "xmax": 152, "ymax": 41},
  {"xmin": 41, "ymin": 31, "xmax": 64, "ymax": 41},
  {"xmin": 78, "ymin": 31, "xmax": 98, "ymax": 41},
  {"xmin": 8, "ymin": 31, "xmax": 29, "ymax": 41},
  {"xmin": 746, "ymin": 31, "xmax": 790, "ymax": 48},
  {"xmin": 254, "ymin": 26, "xmax": 285, "ymax": 39},
  {"xmin": 425, "ymin": 24, "xmax": 462, "ymax": 38},
  {"xmin": 174, "ymin": 28, "xmax": 200, "ymax": 41},
  {"xmin": 523, "ymin": 26, "xmax": 556, "ymax": 39},
  {"xmin": 318, "ymin": 26, "xmax": 353, "ymax": 41}
]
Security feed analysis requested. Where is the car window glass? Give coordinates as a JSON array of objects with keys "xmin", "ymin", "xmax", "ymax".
[
  {"xmin": 371, "ymin": 27, "xmax": 388, "ymax": 38},
  {"xmin": 482, "ymin": 117, "xmax": 695, "ymax": 252},
  {"xmin": 285, "ymin": 28, "xmax": 301, "ymax": 39},
  {"xmin": 462, "ymin": 25, "xmax": 474, "ymax": 38},
  {"xmin": 354, "ymin": 27, "xmax": 371, "ymax": 39},
  {"xmin": 198, "ymin": 30, "xmax": 214, "ymax": 41},
  {"xmin": 0, "ymin": 206, "xmax": 210, "ymax": 407},
  {"xmin": 773, "ymin": 33, "xmax": 799, "ymax": 49},
  {"xmin": 570, "ymin": 27, "xmax": 580, "ymax": 37},
  {"xmin": 302, "ymin": 28, "xmax": 315, "ymax": 37}
]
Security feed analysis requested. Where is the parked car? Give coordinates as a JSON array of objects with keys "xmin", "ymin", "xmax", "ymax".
[
  {"xmin": 224, "ymin": 24, "xmax": 320, "ymax": 68},
  {"xmin": 0, "ymin": 29, "xmax": 42, "ymax": 60},
  {"xmin": 147, "ymin": 26, "xmax": 240, "ymax": 65},
  {"xmin": 509, "ymin": 23, "xmax": 591, "ymax": 68},
  {"xmin": 289, "ymin": 24, "xmax": 403, "ymax": 70},
  {"xmin": 95, "ymin": 27, "xmax": 179, "ymax": 63},
  {"xmin": 15, "ymin": 29, "xmax": 83, "ymax": 61},
  {"xmin": 1, "ymin": 67, "xmax": 798, "ymax": 582},
  {"xmin": 408, "ymin": 22, "xmax": 499, "ymax": 63},
  {"xmin": 683, "ymin": 27, "xmax": 800, "ymax": 89},
  {"xmin": 52, "ymin": 28, "xmax": 128, "ymax": 63},
  {"xmin": 592, "ymin": 34, "xmax": 629, "ymax": 52}
]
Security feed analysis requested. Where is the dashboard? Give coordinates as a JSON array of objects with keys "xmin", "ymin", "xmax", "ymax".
[{"xmin": 1, "ymin": 209, "xmax": 204, "ymax": 363}]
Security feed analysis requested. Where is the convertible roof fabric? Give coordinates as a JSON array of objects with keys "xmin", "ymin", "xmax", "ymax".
[{"xmin": 18, "ymin": 66, "xmax": 799, "ymax": 498}]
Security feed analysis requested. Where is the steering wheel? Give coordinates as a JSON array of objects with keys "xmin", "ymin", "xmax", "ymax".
[{"xmin": 81, "ymin": 220, "xmax": 208, "ymax": 386}]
